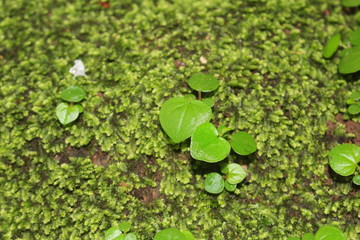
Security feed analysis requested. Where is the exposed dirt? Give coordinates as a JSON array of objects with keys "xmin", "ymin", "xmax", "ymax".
[
  {"xmin": 325, "ymin": 113, "xmax": 360, "ymax": 145},
  {"xmin": 90, "ymin": 148, "xmax": 110, "ymax": 167},
  {"xmin": 54, "ymin": 146, "xmax": 89, "ymax": 164}
]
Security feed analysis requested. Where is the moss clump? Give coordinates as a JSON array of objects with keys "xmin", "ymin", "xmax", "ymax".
[{"xmin": 0, "ymin": 0, "xmax": 359, "ymax": 239}]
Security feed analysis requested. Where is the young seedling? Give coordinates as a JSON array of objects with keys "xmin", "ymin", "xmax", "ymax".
[
  {"xmin": 204, "ymin": 163, "xmax": 246, "ymax": 194},
  {"xmin": 187, "ymin": 73, "xmax": 219, "ymax": 100},
  {"xmin": 230, "ymin": 131, "xmax": 257, "ymax": 155},
  {"xmin": 190, "ymin": 123, "xmax": 231, "ymax": 163},
  {"xmin": 159, "ymin": 96, "xmax": 212, "ymax": 143},
  {"xmin": 323, "ymin": 34, "xmax": 340, "ymax": 58},
  {"xmin": 346, "ymin": 91, "xmax": 360, "ymax": 115},
  {"xmin": 104, "ymin": 221, "xmax": 137, "ymax": 240},
  {"xmin": 154, "ymin": 228, "xmax": 194, "ymax": 240},
  {"xmin": 56, "ymin": 85, "xmax": 85, "ymax": 125}
]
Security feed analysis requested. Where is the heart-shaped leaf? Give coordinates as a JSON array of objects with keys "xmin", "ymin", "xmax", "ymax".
[
  {"xmin": 56, "ymin": 103, "xmax": 80, "ymax": 125},
  {"xmin": 188, "ymin": 73, "xmax": 219, "ymax": 92},
  {"xmin": 353, "ymin": 174, "xmax": 360, "ymax": 185},
  {"xmin": 315, "ymin": 226, "xmax": 346, "ymax": 240},
  {"xmin": 224, "ymin": 180, "xmax": 237, "ymax": 192},
  {"xmin": 60, "ymin": 85, "xmax": 86, "ymax": 102},
  {"xmin": 323, "ymin": 34, "xmax": 340, "ymax": 58},
  {"xmin": 221, "ymin": 163, "xmax": 246, "ymax": 184},
  {"xmin": 339, "ymin": 46, "xmax": 360, "ymax": 74},
  {"xmin": 160, "ymin": 97, "xmax": 212, "ymax": 143},
  {"xmin": 230, "ymin": 131, "xmax": 257, "ymax": 156},
  {"xmin": 105, "ymin": 227, "xmax": 123, "ymax": 240},
  {"xmin": 154, "ymin": 228, "xmax": 186, "ymax": 240},
  {"xmin": 204, "ymin": 172, "xmax": 224, "ymax": 194},
  {"xmin": 190, "ymin": 123, "xmax": 230, "ymax": 162},
  {"xmin": 329, "ymin": 143, "xmax": 360, "ymax": 176}
]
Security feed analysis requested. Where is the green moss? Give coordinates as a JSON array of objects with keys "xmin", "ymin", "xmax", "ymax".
[{"xmin": 0, "ymin": 0, "xmax": 359, "ymax": 239}]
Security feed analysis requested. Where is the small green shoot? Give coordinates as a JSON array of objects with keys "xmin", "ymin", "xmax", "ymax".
[
  {"xmin": 342, "ymin": 0, "xmax": 360, "ymax": 7},
  {"xmin": 154, "ymin": 228, "xmax": 194, "ymax": 240},
  {"xmin": 188, "ymin": 73, "xmax": 219, "ymax": 92},
  {"xmin": 190, "ymin": 123, "xmax": 231, "ymax": 162},
  {"xmin": 329, "ymin": 143, "xmax": 360, "ymax": 176},
  {"xmin": 339, "ymin": 45, "xmax": 360, "ymax": 74},
  {"xmin": 230, "ymin": 131, "xmax": 257, "ymax": 155},
  {"xmin": 346, "ymin": 91, "xmax": 360, "ymax": 115},
  {"xmin": 353, "ymin": 174, "xmax": 360, "ymax": 185},
  {"xmin": 159, "ymin": 97, "xmax": 212, "ymax": 143},
  {"xmin": 349, "ymin": 29, "xmax": 360, "ymax": 46},
  {"xmin": 104, "ymin": 222, "xmax": 137, "ymax": 240},
  {"xmin": 224, "ymin": 180, "xmax": 237, "ymax": 192},
  {"xmin": 60, "ymin": 85, "xmax": 86, "ymax": 102},
  {"xmin": 315, "ymin": 225, "xmax": 346, "ymax": 240},
  {"xmin": 221, "ymin": 163, "xmax": 246, "ymax": 185},
  {"xmin": 204, "ymin": 172, "xmax": 224, "ymax": 194},
  {"xmin": 323, "ymin": 34, "xmax": 340, "ymax": 58}
]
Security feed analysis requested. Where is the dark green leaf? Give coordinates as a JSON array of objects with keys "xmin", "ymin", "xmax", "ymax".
[
  {"xmin": 181, "ymin": 230, "xmax": 195, "ymax": 240},
  {"xmin": 348, "ymin": 104, "xmax": 360, "ymax": 114},
  {"xmin": 188, "ymin": 73, "xmax": 219, "ymax": 92},
  {"xmin": 302, "ymin": 233, "xmax": 315, "ymax": 240},
  {"xmin": 329, "ymin": 143, "xmax": 360, "ymax": 176},
  {"xmin": 230, "ymin": 131, "xmax": 257, "ymax": 155},
  {"xmin": 350, "ymin": 29, "xmax": 360, "ymax": 45},
  {"xmin": 160, "ymin": 97, "xmax": 212, "ymax": 143},
  {"xmin": 190, "ymin": 123, "xmax": 231, "ymax": 163},
  {"xmin": 56, "ymin": 103, "xmax": 80, "ymax": 125},
  {"xmin": 339, "ymin": 46, "xmax": 360, "ymax": 74},
  {"xmin": 323, "ymin": 34, "xmax": 340, "ymax": 58},
  {"xmin": 352, "ymin": 174, "xmax": 360, "ymax": 185},
  {"xmin": 342, "ymin": 0, "xmax": 360, "ymax": 7},
  {"xmin": 224, "ymin": 180, "xmax": 237, "ymax": 192},
  {"xmin": 105, "ymin": 227, "xmax": 123, "ymax": 240},
  {"xmin": 60, "ymin": 85, "xmax": 86, "ymax": 102},
  {"xmin": 315, "ymin": 226, "xmax": 346, "ymax": 240},
  {"xmin": 204, "ymin": 172, "xmax": 224, "ymax": 194},
  {"xmin": 118, "ymin": 221, "xmax": 131, "ymax": 233},
  {"xmin": 154, "ymin": 228, "xmax": 186, "ymax": 240},
  {"xmin": 124, "ymin": 233, "xmax": 137, "ymax": 240},
  {"xmin": 221, "ymin": 163, "xmax": 246, "ymax": 184}
]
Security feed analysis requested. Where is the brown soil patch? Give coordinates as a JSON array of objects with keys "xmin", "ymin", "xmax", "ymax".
[
  {"xmin": 91, "ymin": 148, "xmax": 110, "ymax": 167},
  {"xmin": 325, "ymin": 113, "xmax": 360, "ymax": 145},
  {"xmin": 54, "ymin": 146, "xmax": 89, "ymax": 164}
]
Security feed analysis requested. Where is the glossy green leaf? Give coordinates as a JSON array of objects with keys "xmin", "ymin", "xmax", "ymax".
[
  {"xmin": 224, "ymin": 180, "xmax": 237, "ymax": 192},
  {"xmin": 204, "ymin": 172, "xmax": 224, "ymax": 194},
  {"xmin": 230, "ymin": 131, "xmax": 257, "ymax": 155},
  {"xmin": 221, "ymin": 163, "xmax": 246, "ymax": 184},
  {"xmin": 105, "ymin": 227, "xmax": 123, "ymax": 240},
  {"xmin": 56, "ymin": 103, "xmax": 80, "ymax": 125},
  {"xmin": 329, "ymin": 143, "xmax": 360, "ymax": 176},
  {"xmin": 181, "ymin": 230, "xmax": 195, "ymax": 240},
  {"xmin": 188, "ymin": 73, "xmax": 219, "ymax": 92},
  {"xmin": 75, "ymin": 104, "xmax": 84, "ymax": 113},
  {"xmin": 342, "ymin": 0, "xmax": 360, "ymax": 7},
  {"xmin": 346, "ymin": 91, "xmax": 360, "ymax": 104},
  {"xmin": 315, "ymin": 226, "xmax": 346, "ymax": 240},
  {"xmin": 339, "ymin": 46, "xmax": 360, "ymax": 74},
  {"xmin": 348, "ymin": 104, "xmax": 360, "ymax": 114},
  {"xmin": 118, "ymin": 221, "xmax": 131, "ymax": 233},
  {"xmin": 124, "ymin": 233, "xmax": 137, "ymax": 240},
  {"xmin": 323, "ymin": 34, "xmax": 340, "ymax": 58},
  {"xmin": 302, "ymin": 233, "xmax": 315, "ymax": 240},
  {"xmin": 350, "ymin": 29, "xmax": 360, "ymax": 46},
  {"xmin": 60, "ymin": 85, "xmax": 86, "ymax": 102},
  {"xmin": 154, "ymin": 228, "xmax": 186, "ymax": 240},
  {"xmin": 202, "ymin": 97, "xmax": 215, "ymax": 107},
  {"xmin": 352, "ymin": 174, "xmax": 360, "ymax": 185},
  {"xmin": 190, "ymin": 123, "xmax": 231, "ymax": 162},
  {"xmin": 160, "ymin": 97, "xmax": 212, "ymax": 143}
]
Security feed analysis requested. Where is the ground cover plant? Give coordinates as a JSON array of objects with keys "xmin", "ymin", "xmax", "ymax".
[{"xmin": 1, "ymin": 0, "xmax": 359, "ymax": 239}]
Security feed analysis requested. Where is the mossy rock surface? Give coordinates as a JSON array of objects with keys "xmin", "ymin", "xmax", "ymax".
[{"xmin": 0, "ymin": 0, "xmax": 359, "ymax": 239}]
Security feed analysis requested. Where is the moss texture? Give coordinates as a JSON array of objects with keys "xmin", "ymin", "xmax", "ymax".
[{"xmin": 0, "ymin": 0, "xmax": 359, "ymax": 239}]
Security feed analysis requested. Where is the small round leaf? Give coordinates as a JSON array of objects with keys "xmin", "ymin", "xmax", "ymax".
[
  {"xmin": 348, "ymin": 104, "xmax": 360, "ymax": 115},
  {"xmin": 221, "ymin": 163, "xmax": 246, "ymax": 184},
  {"xmin": 352, "ymin": 174, "xmax": 360, "ymax": 185},
  {"xmin": 230, "ymin": 131, "xmax": 257, "ymax": 155},
  {"xmin": 339, "ymin": 46, "xmax": 360, "ymax": 74},
  {"xmin": 323, "ymin": 34, "xmax": 340, "ymax": 58},
  {"xmin": 329, "ymin": 143, "xmax": 360, "ymax": 176},
  {"xmin": 302, "ymin": 233, "xmax": 315, "ymax": 240},
  {"xmin": 105, "ymin": 228, "xmax": 123, "ymax": 240},
  {"xmin": 160, "ymin": 97, "xmax": 212, "ymax": 143},
  {"xmin": 224, "ymin": 180, "xmax": 237, "ymax": 192},
  {"xmin": 60, "ymin": 85, "xmax": 86, "ymax": 102},
  {"xmin": 190, "ymin": 123, "xmax": 231, "ymax": 163},
  {"xmin": 118, "ymin": 221, "xmax": 131, "ymax": 233},
  {"xmin": 188, "ymin": 73, "xmax": 219, "ymax": 92},
  {"xmin": 154, "ymin": 228, "xmax": 186, "ymax": 240},
  {"xmin": 181, "ymin": 230, "xmax": 195, "ymax": 240},
  {"xmin": 315, "ymin": 226, "xmax": 346, "ymax": 240},
  {"xmin": 125, "ymin": 233, "xmax": 137, "ymax": 240},
  {"xmin": 204, "ymin": 172, "xmax": 224, "ymax": 194},
  {"xmin": 56, "ymin": 103, "xmax": 80, "ymax": 125}
]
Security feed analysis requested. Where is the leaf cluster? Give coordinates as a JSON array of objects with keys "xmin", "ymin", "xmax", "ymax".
[
  {"xmin": 346, "ymin": 91, "xmax": 360, "ymax": 115},
  {"xmin": 104, "ymin": 221, "xmax": 137, "ymax": 240}
]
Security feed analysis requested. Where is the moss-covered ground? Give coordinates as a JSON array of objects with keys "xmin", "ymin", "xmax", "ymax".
[{"xmin": 1, "ymin": 0, "xmax": 359, "ymax": 239}]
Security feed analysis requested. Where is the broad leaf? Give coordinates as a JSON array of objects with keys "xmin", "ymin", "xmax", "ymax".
[
  {"xmin": 56, "ymin": 103, "xmax": 80, "ymax": 125},
  {"xmin": 181, "ymin": 231, "xmax": 195, "ymax": 240},
  {"xmin": 190, "ymin": 123, "xmax": 230, "ymax": 162},
  {"xmin": 323, "ymin": 34, "xmax": 340, "ymax": 58},
  {"xmin": 188, "ymin": 73, "xmax": 219, "ymax": 92},
  {"xmin": 348, "ymin": 104, "xmax": 360, "ymax": 115},
  {"xmin": 342, "ymin": 0, "xmax": 360, "ymax": 7},
  {"xmin": 221, "ymin": 163, "xmax": 246, "ymax": 184},
  {"xmin": 315, "ymin": 226, "xmax": 346, "ymax": 240},
  {"xmin": 105, "ymin": 228, "xmax": 123, "ymax": 240},
  {"xmin": 329, "ymin": 143, "xmax": 360, "ymax": 176},
  {"xmin": 230, "ymin": 131, "xmax": 257, "ymax": 155},
  {"xmin": 204, "ymin": 172, "xmax": 224, "ymax": 194},
  {"xmin": 60, "ymin": 85, "xmax": 86, "ymax": 102},
  {"xmin": 339, "ymin": 46, "xmax": 360, "ymax": 74},
  {"xmin": 350, "ymin": 29, "xmax": 360, "ymax": 46},
  {"xmin": 154, "ymin": 228, "xmax": 186, "ymax": 240},
  {"xmin": 302, "ymin": 233, "xmax": 315, "ymax": 240},
  {"xmin": 160, "ymin": 97, "xmax": 212, "ymax": 143}
]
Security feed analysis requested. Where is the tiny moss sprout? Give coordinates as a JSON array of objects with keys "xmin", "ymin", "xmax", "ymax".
[
  {"xmin": 346, "ymin": 91, "xmax": 360, "ymax": 115},
  {"xmin": 288, "ymin": 225, "xmax": 346, "ymax": 240},
  {"xmin": 104, "ymin": 221, "xmax": 137, "ymax": 240},
  {"xmin": 329, "ymin": 143, "xmax": 360, "ymax": 185},
  {"xmin": 154, "ymin": 228, "xmax": 194, "ymax": 240},
  {"xmin": 56, "ymin": 85, "xmax": 86, "ymax": 125}
]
